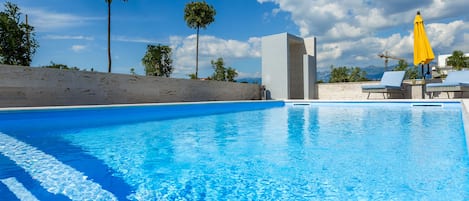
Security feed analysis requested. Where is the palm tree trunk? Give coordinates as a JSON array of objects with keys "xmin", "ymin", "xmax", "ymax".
[
  {"xmin": 195, "ymin": 27, "xmax": 200, "ymax": 79},
  {"xmin": 107, "ymin": 1, "xmax": 112, "ymax": 73}
]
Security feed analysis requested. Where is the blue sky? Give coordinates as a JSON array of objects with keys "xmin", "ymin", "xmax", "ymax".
[{"xmin": 6, "ymin": 0, "xmax": 469, "ymax": 78}]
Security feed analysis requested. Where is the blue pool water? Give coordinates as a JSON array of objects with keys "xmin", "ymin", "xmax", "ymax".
[{"xmin": 0, "ymin": 101, "xmax": 468, "ymax": 200}]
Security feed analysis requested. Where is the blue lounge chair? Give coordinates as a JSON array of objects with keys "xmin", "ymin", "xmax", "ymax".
[
  {"xmin": 426, "ymin": 71, "xmax": 469, "ymax": 98},
  {"xmin": 361, "ymin": 71, "xmax": 406, "ymax": 99}
]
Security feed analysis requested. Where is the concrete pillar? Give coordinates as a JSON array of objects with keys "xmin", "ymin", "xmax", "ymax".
[{"xmin": 261, "ymin": 33, "xmax": 317, "ymax": 100}]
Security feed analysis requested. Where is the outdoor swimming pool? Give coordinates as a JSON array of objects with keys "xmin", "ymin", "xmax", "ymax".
[{"xmin": 0, "ymin": 101, "xmax": 468, "ymax": 200}]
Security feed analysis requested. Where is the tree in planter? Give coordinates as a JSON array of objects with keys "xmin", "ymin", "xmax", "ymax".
[
  {"xmin": 226, "ymin": 67, "xmax": 238, "ymax": 82},
  {"xmin": 329, "ymin": 66, "xmax": 349, "ymax": 82},
  {"xmin": 42, "ymin": 61, "xmax": 80, "ymax": 70},
  {"xmin": 141, "ymin": 44, "xmax": 173, "ymax": 77},
  {"xmin": 210, "ymin": 57, "xmax": 237, "ymax": 82},
  {"xmin": 188, "ymin": 73, "xmax": 197, "ymax": 79},
  {"xmin": 329, "ymin": 65, "xmax": 368, "ymax": 83},
  {"xmin": 446, "ymin": 50, "xmax": 468, "ymax": 70},
  {"xmin": 0, "ymin": 2, "xmax": 38, "ymax": 66},
  {"xmin": 393, "ymin": 59, "xmax": 418, "ymax": 79},
  {"xmin": 184, "ymin": 1, "xmax": 216, "ymax": 79}
]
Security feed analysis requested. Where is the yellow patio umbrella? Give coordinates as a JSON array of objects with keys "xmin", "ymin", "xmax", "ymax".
[{"xmin": 413, "ymin": 11, "xmax": 434, "ymax": 79}]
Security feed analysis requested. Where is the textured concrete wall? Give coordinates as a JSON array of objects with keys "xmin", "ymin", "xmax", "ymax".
[
  {"xmin": 318, "ymin": 82, "xmax": 374, "ymax": 100},
  {"xmin": 0, "ymin": 65, "xmax": 260, "ymax": 107},
  {"xmin": 318, "ymin": 80, "xmax": 469, "ymax": 100}
]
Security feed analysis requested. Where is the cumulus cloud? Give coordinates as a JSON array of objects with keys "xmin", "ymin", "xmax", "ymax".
[
  {"xmin": 237, "ymin": 71, "xmax": 261, "ymax": 79},
  {"xmin": 44, "ymin": 35, "xmax": 94, "ymax": 41},
  {"xmin": 169, "ymin": 35, "xmax": 261, "ymax": 77},
  {"xmin": 258, "ymin": 0, "xmax": 468, "ymax": 70},
  {"xmin": 71, "ymin": 45, "xmax": 86, "ymax": 52},
  {"xmin": 326, "ymin": 23, "xmax": 364, "ymax": 39},
  {"xmin": 426, "ymin": 20, "xmax": 465, "ymax": 48}
]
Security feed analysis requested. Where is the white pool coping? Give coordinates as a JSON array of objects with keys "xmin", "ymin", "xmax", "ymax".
[{"xmin": 0, "ymin": 100, "xmax": 282, "ymax": 112}]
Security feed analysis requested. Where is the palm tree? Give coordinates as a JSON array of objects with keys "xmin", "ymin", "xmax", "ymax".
[
  {"xmin": 447, "ymin": 50, "xmax": 467, "ymax": 70},
  {"xmin": 105, "ymin": 0, "xmax": 127, "ymax": 73},
  {"xmin": 184, "ymin": 1, "xmax": 216, "ymax": 79}
]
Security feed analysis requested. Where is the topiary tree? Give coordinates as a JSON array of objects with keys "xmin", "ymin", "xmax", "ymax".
[{"xmin": 184, "ymin": 1, "xmax": 216, "ymax": 79}]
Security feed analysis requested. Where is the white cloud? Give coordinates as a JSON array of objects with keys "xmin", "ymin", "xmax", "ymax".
[
  {"xmin": 71, "ymin": 45, "xmax": 86, "ymax": 52},
  {"xmin": 170, "ymin": 35, "xmax": 261, "ymax": 77},
  {"xmin": 426, "ymin": 20, "xmax": 465, "ymax": 48},
  {"xmin": 113, "ymin": 36, "xmax": 163, "ymax": 44},
  {"xmin": 24, "ymin": 8, "xmax": 103, "ymax": 32},
  {"xmin": 355, "ymin": 8, "xmax": 393, "ymax": 30},
  {"xmin": 237, "ymin": 71, "xmax": 261, "ymax": 79},
  {"xmin": 258, "ymin": 0, "xmax": 468, "ymax": 70},
  {"xmin": 44, "ymin": 35, "xmax": 94, "ymax": 41},
  {"xmin": 326, "ymin": 23, "xmax": 364, "ymax": 39}
]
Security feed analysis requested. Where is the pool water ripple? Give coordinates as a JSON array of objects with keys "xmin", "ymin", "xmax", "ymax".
[{"xmin": 1, "ymin": 102, "xmax": 469, "ymax": 200}]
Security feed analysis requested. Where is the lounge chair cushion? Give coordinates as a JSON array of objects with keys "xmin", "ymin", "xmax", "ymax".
[
  {"xmin": 361, "ymin": 71, "xmax": 406, "ymax": 91},
  {"xmin": 426, "ymin": 82, "xmax": 461, "ymax": 88},
  {"xmin": 426, "ymin": 71, "xmax": 469, "ymax": 93},
  {"xmin": 361, "ymin": 71, "xmax": 405, "ymax": 99},
  {"xmin": 362, "ymin": 85, "xmax": 401, "ymax": 90},
  {"xmin": 445, "ymin": 71, "xmax": 469, "ymax": 83},
  {"xmin": 379, "ymin": 71, "xmax": 406, "ymax": 88}
]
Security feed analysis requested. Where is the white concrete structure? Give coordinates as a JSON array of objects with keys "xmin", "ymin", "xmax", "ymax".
[
  {"xmin": 261, "ymin": 33, "xmax": 317, "ymax": 100},
  {"xmin": 438, "ymin": 53, "xmax": 469, "ymax": 67}
]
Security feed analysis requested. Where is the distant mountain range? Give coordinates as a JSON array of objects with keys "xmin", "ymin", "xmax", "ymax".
[
  {"xmin": 236, "ymin": 77, "xmax": 262, "ymax": 84},
  {"xmin": 236, "ymin": 65, "xmax": 389, "ymax": 84},
  {"xmin": 317, "ymin": 65, "xmax": 388, "ymax": 82},
  {"xmin": 237, "ymin": 62, "xmax": 438, "ymax": 84}
]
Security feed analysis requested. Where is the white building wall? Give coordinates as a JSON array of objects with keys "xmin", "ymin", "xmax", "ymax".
[
  {"xmin": 261, "ymin": 33, "xmax": 289, "ymax": 99},
  {"xmin": 438, "ymin": 53, "xmax": 469, "ymax": 67},
  {"xmin": 261, "ymin": 33, "xmax": 317, "ymax": 100}
]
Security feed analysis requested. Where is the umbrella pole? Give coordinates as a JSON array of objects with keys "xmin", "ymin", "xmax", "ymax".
[
  {"xmin": 421, "ymin": 64, "xmax": 424, "ymax": 79},
  {"xmin": 427, "ymin": 64, "xmax": 430, "ymax": 79}
]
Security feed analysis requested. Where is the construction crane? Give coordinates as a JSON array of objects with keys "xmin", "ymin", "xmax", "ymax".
[{"xmin": 378, "ymin": 52, "xmax": 405, "ymax": 71}]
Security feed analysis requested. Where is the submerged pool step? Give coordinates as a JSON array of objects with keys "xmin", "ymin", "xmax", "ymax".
[
  {"xmin": 0, "ymin": 132, "xmax": 117, "ymax": 201},
  {"xmin": 1, "ymin": 177, "xmax": 39, "ymax": 201}
]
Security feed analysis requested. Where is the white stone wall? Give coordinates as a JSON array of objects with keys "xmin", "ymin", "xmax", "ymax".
[
  {"xmin": 318, "ymin": 81, "xmax": 469, "ymax": 100},
  {"xmin": 261, "ymin": 33, "xmax": 317, "ymax": 100},
  {"xmin": 0, "ymin": 65, "xmax": 260, "ymax": 107},
  {"xmin": 318, "ymin": 82, "xmax": 375, "ymax": 100},
  {"xmin": 261, "ymin": 33, "xmax": 289, "ymax": 99}
]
